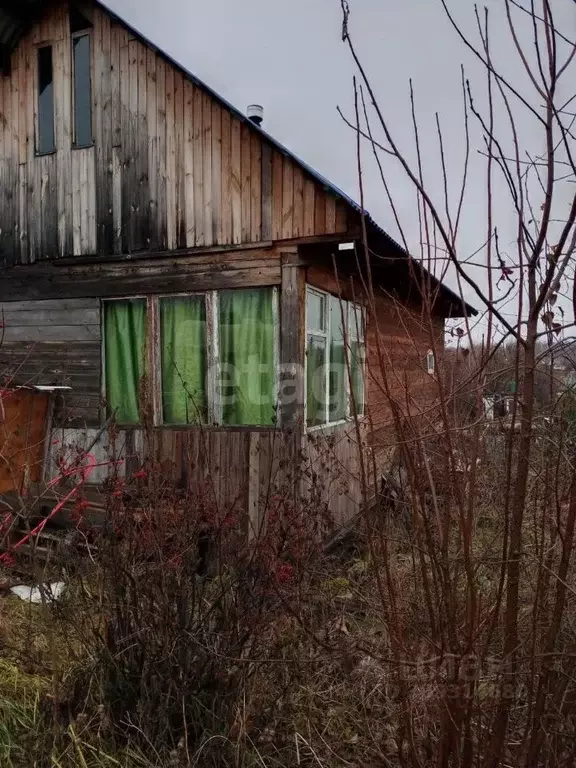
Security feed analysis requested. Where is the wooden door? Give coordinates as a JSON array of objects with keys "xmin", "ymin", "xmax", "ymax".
[{"xmin": 0, "ymin": 390, "xmax": 49, "ymax": 494}]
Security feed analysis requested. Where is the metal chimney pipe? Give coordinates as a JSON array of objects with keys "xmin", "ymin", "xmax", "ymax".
[{"xmin": 247, "ymin": 104, "xmax": 264, "ymax": 127}]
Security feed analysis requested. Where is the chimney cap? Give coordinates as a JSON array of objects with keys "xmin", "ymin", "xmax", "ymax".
[{"xmin": 247, "ymin": 104, "xmax": 264, "ymax": 126}]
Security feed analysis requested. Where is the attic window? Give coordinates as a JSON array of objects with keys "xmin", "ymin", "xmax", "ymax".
[
  {"xmin": 72, "ymin": 33, "xmax": 92, "ymax": 147},
  {"xmin": 37, "ymin": 46, "xmax": 55, "ymax": 154}
]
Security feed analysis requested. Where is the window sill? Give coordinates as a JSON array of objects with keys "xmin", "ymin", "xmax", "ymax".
[
  {"xmin": 72, "ymin": 141, "xmax": 94, "ymax": 150},
  {"xmin": 306, "ymin": 415, "xmax": 366, "ymax": 434},
  {"xmin": 35, "ymin": 149, "xmax": 56, "ymax": 157},
  {"xmin": 107, "ymin": 423, "xmax": 281, "ymax": 433}
]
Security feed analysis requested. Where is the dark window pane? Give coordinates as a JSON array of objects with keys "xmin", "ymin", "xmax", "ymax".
[
  {"xmin": 350, "ymin": 340, "xmax": 365, "ymax": 416},
  {"xmin": 307, "ymin": 335, "xmax": 327, "ymax": 427},
  {"xmin": 306, "ymin": 290, "xmax": 325, "ymax": 333},
  {"xmin": 73, "ymin": 34, "xmax": 92, "ymax": 146},
  {"xmin": 38, "ymin": 46, "xmax": 55, "ymax": 154},
  {"xmin": 329, "ymin": 296, "xmax": 347, "ymax": 422}
]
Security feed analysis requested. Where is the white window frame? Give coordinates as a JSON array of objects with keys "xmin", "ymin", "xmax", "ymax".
[
  {"xmin": 102, "ymin": 287, "xmax": 279, "ymax": 429},
  {"xmin": 305, "ymin": 286, "xmax": 366, "ymax": 431}
]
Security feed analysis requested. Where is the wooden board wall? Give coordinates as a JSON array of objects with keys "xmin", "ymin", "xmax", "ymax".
[
  {"xmin": 0, "ymin": 298, "xmax": 102, "ymax": 425},
  {"xmin": 0, "ymin": 0, "xmax": 351, "ymax": 267},
  {"xmin": 0, "ymin": 389, "xmax": 49, "ymax": 493},
  {"xmin": 45, "ymin": 425, "xmax": 363, "ymax": 530}
]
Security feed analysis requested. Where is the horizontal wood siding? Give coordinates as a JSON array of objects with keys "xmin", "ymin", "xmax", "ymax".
[
  {"xmin": 0, "ymin": 0, "xmax": 353, "ymax": 269},
  {"xmin": 0, "ymin": 298, "xmax": 102, "ymax": 426},
  {"xmin": 0, "ymin": 248, "xmax": 281, "ymax": 301}
]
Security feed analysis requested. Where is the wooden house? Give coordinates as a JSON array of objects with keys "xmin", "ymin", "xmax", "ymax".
[{"xmin": 0, "ymin": 0, "xmax": 475, "ymax": 528}]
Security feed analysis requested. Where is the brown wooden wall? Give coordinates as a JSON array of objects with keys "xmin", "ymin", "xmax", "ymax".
[
  {"xmin": 45, "ymin": 424, "xmax": 363, "ymax": 530},
  {"xmin": 366, "ymin": 294, "xmax": 444, "ymax": 472},
  {"xmin": 0, "ymin": 0, "xmax": 351, "ymax": 267},
  {"xmin": 0, "ymin": 298, "xmax": 102, "ymax": 424}
]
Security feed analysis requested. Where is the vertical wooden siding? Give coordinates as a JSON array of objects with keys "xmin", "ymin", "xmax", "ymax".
[
  {"xmin": 0, "ymin": 0, "xmax": 351, "ymax": 266},
  {"xmin": 45, "ymin": 425, "xmax": 363, "ymax": 530}
]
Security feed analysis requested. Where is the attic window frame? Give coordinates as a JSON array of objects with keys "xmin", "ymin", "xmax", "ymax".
[
  {"xmin": 36, "ymin": 44, "xmax": 56, "ymax": 156},
  {"xmin": 71, "ymin": 29, "xmax": 94, "ymax": 149}
]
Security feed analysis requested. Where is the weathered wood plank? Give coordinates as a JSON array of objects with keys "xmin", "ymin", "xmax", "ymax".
[
  {"xmin": 127, "ymin": 38, "xmax": 140, "ymax": 251},
  {"xmin": 1, "ymin": 325, "xmax": 100, "ymax": 342},
  {"xmin": 250, "ymin": 131, "xmax": 261, "ymax": 243},
  {"xmin": 0, "ymin": 309, "xmax": 100, "ymax": 326},
  {"xmin": 146, "ymin": 47, "xmax": 158, "ymax": 250},
  {"xmin": 0, "ymin": 265, "xmax": 282, "ymax": 301},
  {"xmin": 280, "ymin": 257, "xmax": 305, "ymax": 427},
  {"xmin": 220, "ymin": 107, "xmax": 232, "ymax": 246},
  {"xmin": 183, "ymin": 79, "xmax": 195, "ymax": 247},
  {"xmin": 118, "ymin": 28, "xmax": 131, "ymax": 252},
  {"xmin": 110, "ymin": 22, "xmax": 121, "ymax": 148},
  {"xmin": 136, "ymin": 40, "xmax": 149, "ymax": 250},
  {"xmin": 314, "ymin": 186, "xmax": 326, "ymax": 235},
  {"xmin": 99, "ymin": 12, "xmax": 114, "ymax": 254},
  {"xmin": 202, "ymin": 92, "xmax": 213, "ymax": 246},
  {"xmin": 325, "ymin": 193, "xmax": 336, "ymax": 234},
  {"xmin": 261, "ymin": 142, "xmax": 272, "ymax": 241},
  {"xmin": 292, "ymin": 165, "xmax": 304, "ymax": 238},
  {"xmin": 336, "ymin": 198, "xmax": 348, "ymax": 233},
  {"xmin": 303, "ymin": 178, "xmax": 315, "ymax": 237},
  {"xmin": 173, "ymin": 69, "xmax": 185, "ymax": 249},
  {"xmin": 230, "ymin": 117, "xmax": 241, "ymax": 244},
  {"xmin": 212, "ymin": 102, "xmax": 222, "ymax": 244},
  {"xmin": 240, "ymin": 123, "xmax": 251, "ymax": 242},
  {"xmin": 155, "ymin": 55, "xmax": 167, "ymax": 250},
  {"xmin": 164, "ymin": 63, "xmax": 176, "ymax": 250},
  {"xmin": 53, "ymin": 11, "xmax": 72, "ymax": 258},
  {"xmin": 0, "ymin": 298, "xmax": 101, "ymax": 312},
  {"xmin": 271, "ymin": 149, "xmax": 283, "ymax": 240},
  {"xmin": 192, "ymin": 85, "xmax": 204, "ymax": 246},
  {"xmin": 281, "ymin": 157, "xmax": 294, "ymax": 239}
]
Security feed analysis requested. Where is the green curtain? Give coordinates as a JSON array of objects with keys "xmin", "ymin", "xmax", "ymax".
[
  {"xmin": 160, "ymin": 296, "xmax": 207, "ymax": 424},
  {"xmin": 219, "ymin": 289, "xmax": 276, "ymax": 426},
  {"xmin": 329, "ymin": 296, "xmax": 347, "ymax": 422},
  {"xmin": 104, "ymin": 299, "xmax": 146, "ymax": 424},
  {"xmin": 306, "ymin": 336, "xmax": 326, "ymax": 427}
]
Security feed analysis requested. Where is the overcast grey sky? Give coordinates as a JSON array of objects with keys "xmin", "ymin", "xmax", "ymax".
[{"xmin": 104, "ymin": 0, "xmax": 575, "ymax": 331}]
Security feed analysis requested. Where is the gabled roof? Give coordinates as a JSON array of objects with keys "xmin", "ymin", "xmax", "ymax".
[{"xmin": 0, "ymin": 0, "xmax": 476, "ymax": 318}]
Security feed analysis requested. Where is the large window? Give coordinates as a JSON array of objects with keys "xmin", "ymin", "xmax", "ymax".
[
  {"xmin": 306, "ymin": 287, "xmax": 366, "ymax": 428},
  {"xmin": 72, "ymin": 33, "xmax": 92, "ymax": 147},
  {"xmin": 103, "ymin": 289, "xmax": 278, "ymax": 427},
  {"xmin": 37, "ymin": 46, "xmax": 55, "ymax": 154}
]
